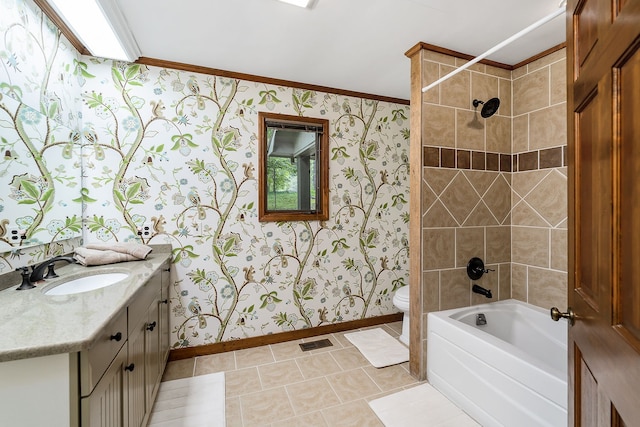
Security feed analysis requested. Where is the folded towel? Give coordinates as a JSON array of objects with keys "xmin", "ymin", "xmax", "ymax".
[
  {"xmin": 74, "ymin": 247, "xmax": 139, "ymax": 266},
  {"xmin": 85, "ymin": 243, "xmax": 153, "ymax": 260}
]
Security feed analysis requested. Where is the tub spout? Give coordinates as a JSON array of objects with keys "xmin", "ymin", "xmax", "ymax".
[{"xmin": 472, "ymin": 284, "xmax": 492, "ymax": 298}]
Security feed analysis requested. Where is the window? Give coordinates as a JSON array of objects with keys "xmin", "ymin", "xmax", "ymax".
[{"xmin": 258, "ymin": 112, "xmax": 329, "ymax": 221}]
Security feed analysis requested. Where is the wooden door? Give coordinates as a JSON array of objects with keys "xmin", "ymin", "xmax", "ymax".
[{"xmin": 567, "ymin": 0, "xmax": 640, "ymax": 425}]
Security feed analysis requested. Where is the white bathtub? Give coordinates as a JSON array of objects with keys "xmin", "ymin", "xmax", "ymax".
[{"xmin": 427, "ymin": 299, "xmax": 568, "ymax": 427}]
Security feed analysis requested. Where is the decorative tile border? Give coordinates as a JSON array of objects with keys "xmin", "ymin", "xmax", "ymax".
[{"xmin": 423, "ymin": 146, "xmax": 567, "ymax": 172}]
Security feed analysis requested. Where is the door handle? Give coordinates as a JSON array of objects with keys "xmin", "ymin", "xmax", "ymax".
[{"xmin": 550, "ymin": 307, "xmax": 575, "ymax": 326}]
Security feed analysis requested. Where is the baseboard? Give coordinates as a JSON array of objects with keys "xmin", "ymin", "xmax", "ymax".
[{"xmin": 168, "ymin": 312, "xmax": 403, "ymax": 361}]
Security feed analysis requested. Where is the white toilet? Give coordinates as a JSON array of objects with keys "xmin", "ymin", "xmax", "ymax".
[{"xmin": 392, "ymin": 285, "xmax": 410, "ymax": 346}]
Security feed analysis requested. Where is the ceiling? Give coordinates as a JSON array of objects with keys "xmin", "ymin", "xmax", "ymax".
[{"xmin": 115, "ymin": 0, "xmax": 567, "ymax": 101}]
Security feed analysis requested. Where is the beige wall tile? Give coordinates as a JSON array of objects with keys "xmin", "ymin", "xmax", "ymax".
[
  {"xmin": 423, "ymin": 52, "xmax": 456, "ymax": 65},
  {"xmin": 471, "ymin": 73, "xmax": 499, "ymax": 105},
  {"xmin": 456, "ymin": 227, "xmax": 485, "ymax": 268},
  {"xmin": 551, "ymin": 59, "xmax": 567, "ymax": 105},
  {"xmin": 465, "ymin": 170, "xmax": 497, "ymax": 196},
  {"xmin": 423, "ymin": 228, "xmax": 456, "ymax": 270},
  {"xmin": 527, "ymin": 267, "xmax": 567, "ymax": 309},
  {"xmin": 499, "ymin": 78, "xmax": 512, "ymax": 117},
  {"xmin": 439, "ymin": 174, "xmax": 478, "ymax": 224},
  {"xmin": 525, "ymin": 170, "xmax": 567, "ymax": 227},
  {"xmin": 457, "ymin": 58, "xmax": 486, "ymax": 73},
  {"xmin": 484, "ymin": 175, "xmax": 512, "ymax": 224},
  {"xmin": 456, "ymin": 109, "xmax": 485, "ymax": 150},
  {"xmin": 486, "ymin": 65, "xmax": 512, "ymax": 79},
  {"xmin": 464, "ymin": 203, "xmax": 499, "ymax": 226},
  {"xmin": 512, "ymin": 170, "xmax": 551, "ymax": 198},
  {"xmin": 422, "ymin": 182, "xmax": 437, "ymax": 215},
  {"xmin": 424, "ymin": 200, "xmax": 458, "ymax": 227},
  {"xmin": 422, "ymin": 104, "xmax": 456, "ymax": 147},
  {"xmin": 486, "ymin": 226, "xmax": 511, "ymax": 264},
  {"xmin": 512, "ymin": 65, "xmax": 528, "ymax": 80},
  {"xmin": 512, "ymin": 227, "xmax": 549, "ymax": 268},
  {"xmin": 422, "ymin": 271, "xmax": 440, "ymax": 312},
  {"xmin": 513, "ymin": 68, "xmax": 550, "ymax": 115},
  {"xmin": 529, "ymin": 103, "xmax": 567, "ymax": 150},
  {"xmin": 511, "ymin": 263, "xmax": 528, "ymax": 302},
  {"xmin": 551, "ymin": 228, "xmax": 568, "ymax": 272},
  {"xmin": 513, "ymin": 115, "xmax": 529, "ymax": 153},
  {"xmin": 527, "ymin": 48, "xmax": 566, "ymax": 72},
  {"xmin": 424, "ymin": 169, "xmax": 459, "ymax": 195},
  {"xmin": 511, "ymin": 201, "xmax": 550, "ymax": 227},
  {"xmin": 440, "ymin": 268, "xmax": 470, "ymax": 310},
  {"xmin": 440, "ymin": 65, "xmax": 470, "ymax": 109},
  {"xmin": 421, "ymin": 61, "xmax": 440, "ymax": 104},
  {"xmin": 486, "ymin": 115, "xmax": 511, "ymax": 153},
  {"xmin": 498, "ymin": 263, "xmax": 511, "ymax": 300}
]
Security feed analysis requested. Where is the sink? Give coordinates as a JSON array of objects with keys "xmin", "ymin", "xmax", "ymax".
[{"xmin": 44, "ymin": 273, "xmax": 128, "ymax": 296}]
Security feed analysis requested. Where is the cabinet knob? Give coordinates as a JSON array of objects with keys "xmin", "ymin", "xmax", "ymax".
[
  {"xmin": 161, "ymin": 299, "xmax": 168, "ymax": 304},
  {"xmin": 125, "ymin": 363, "xmax": 135, "ymax": 372},
  {"xmin": 110, "ymin": 332, "xmax": 122, "ymax": 342},
  {"xmin": 146, "ymin": 321, "xmax": 157, "ymax": 331}
]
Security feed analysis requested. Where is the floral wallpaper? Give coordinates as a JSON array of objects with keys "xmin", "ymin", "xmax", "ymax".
[
  {"xmin": 0, "ymin": 0, "xmax": 83, "ymax": 265},
  {"xmin": 0, "ymin": 0, "xmax": 410, "ymax": 347}
]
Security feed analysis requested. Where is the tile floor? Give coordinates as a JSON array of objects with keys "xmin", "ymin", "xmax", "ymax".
[{"xmin": 160, "ymin": 321, "xmax": 423, "ymax": 427}]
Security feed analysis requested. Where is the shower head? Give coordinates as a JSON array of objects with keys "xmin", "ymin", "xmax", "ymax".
[{"xmin": 472, "ymin": 98, "xmax": 501, "ymax": 118}]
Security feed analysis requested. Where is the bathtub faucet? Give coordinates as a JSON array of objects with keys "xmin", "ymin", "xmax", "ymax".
[{"xmin": 472, "ymin": 284, "xmax": 492, "ymax": 298}]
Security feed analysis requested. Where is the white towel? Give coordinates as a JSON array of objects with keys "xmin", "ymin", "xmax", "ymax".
[
  {"xmin": 74, "ymin": 247, "xmax": 138, "ymax": 266},
  {"xmin": 85, "ymin": 242, "xmax": 153, "ymax": 260}
]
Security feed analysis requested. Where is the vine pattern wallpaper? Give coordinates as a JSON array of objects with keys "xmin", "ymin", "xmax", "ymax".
[{"xmin": 1, "ymin": 0, "xmax": 410, "ymax": 347}]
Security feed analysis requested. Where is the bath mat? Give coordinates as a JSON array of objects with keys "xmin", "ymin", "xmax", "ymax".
[
  {"xmin": 369, "ymin": 383, "xmax": 480, "ymax": 426},
  {"xmin": 344, "ymin": 328, "xmax": 408, "ymax": 368},
  {"xmin": 148, "ymin": 372, "xmax": 225, "ymax": 427}
]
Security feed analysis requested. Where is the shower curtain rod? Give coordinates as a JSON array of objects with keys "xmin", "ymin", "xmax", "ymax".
[{"xmin": 421, "ymin": 4, "xmax": 566, "ymax": 93}]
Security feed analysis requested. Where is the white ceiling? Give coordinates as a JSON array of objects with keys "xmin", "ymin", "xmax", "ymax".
[{"xmin": 116, "ymin": 0, "xmax": 566, "ymax": 100}]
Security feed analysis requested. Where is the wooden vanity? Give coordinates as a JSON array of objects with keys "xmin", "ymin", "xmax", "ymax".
[{"xmin": 0, "ymin": 248, "xmax": 171, "ymax": 427}]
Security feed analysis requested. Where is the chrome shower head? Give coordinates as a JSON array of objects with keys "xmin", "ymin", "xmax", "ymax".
[{"xmin": 472, "ymin": 97, "xmax": 501, "ymax": 118}]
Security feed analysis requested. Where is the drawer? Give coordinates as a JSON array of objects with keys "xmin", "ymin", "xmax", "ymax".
[{"xmin": 79, "ymin": 307, "xmax": 127, "ymax": 397}]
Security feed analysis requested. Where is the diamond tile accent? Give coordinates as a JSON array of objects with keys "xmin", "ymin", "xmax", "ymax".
[
  {"xmin": 484, "ymin": 175, "xmax": 511, "ymax": 224},
  {"xmin": 525, "ymin": 170, "xmax": 567, "ymax": 227},
  {"xmin": 463, "ymin": 170, "xmax": 497, "ymax": 196},
  {"xmin": 424, "ymin": 200, "xmax": 458, "ymax": 227},
  {"xmin": 439, "ymin": 174, "xmax": 478, "ymax": 224}
]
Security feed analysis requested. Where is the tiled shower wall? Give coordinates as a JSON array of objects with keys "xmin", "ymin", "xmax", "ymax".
[
  {"xmin": 511, "ymin": 49, "xmax": 568, "ymax": 310},
  {"xmin": 408, "ymin": 46, "xmax": 567, "ymax": 378}
]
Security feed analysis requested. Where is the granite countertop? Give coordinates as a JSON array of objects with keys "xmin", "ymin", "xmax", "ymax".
[{"xmin": 0, "ymin": 245, "xmax": 171, "ymax": 363}]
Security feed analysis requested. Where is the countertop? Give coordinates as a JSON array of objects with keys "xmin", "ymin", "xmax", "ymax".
[{"xmin": 0, "ymin": 245, "xmax": 171, "ymax": 363}]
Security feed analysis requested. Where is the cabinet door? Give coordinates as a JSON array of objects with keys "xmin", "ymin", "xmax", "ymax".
[
  {"xmin": 159, "ymin": 267, "xmax": 170, "ymax": 368},
  {"xmin": 145, "ymin": 299, "xmax": 160, "ymax": 409},
  {"xmin": 81, "ymin": 345, "xmax": 127, "ymax": 427},
  {"xmin": 127, "ymin": 319, "xmax": 146, "ymax": 427}
]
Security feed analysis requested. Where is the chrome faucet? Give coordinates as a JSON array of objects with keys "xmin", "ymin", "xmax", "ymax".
[
  {"xmin": 29, "ymin": 255, "xmax": 77, "ymax": 283},
  {"xmin": 472, "ymin": 284, "xmax": 492, "ymax": 298}
]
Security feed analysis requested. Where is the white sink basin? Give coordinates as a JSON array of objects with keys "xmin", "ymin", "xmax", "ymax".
[{"xmin": 44, "ymin": 273, "xmax": 128, "ymax": 296}]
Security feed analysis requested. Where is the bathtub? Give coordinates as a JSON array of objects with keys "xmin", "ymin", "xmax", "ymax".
[{"xmin": 427, "ymin": 299, "xmax": 568, "ymax": 427}]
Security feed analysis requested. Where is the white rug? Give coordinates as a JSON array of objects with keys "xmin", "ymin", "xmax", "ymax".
[
  {"xmin": 344, "ymin": 328, "xmax": 409, "ymax": 368},
  {"xmin": 369, "ymin": 383, "xmax": 479, "ymax": 427},
  {"xmin": 148, "ymin": 372, "xmax": 225, "ymax": 427}
]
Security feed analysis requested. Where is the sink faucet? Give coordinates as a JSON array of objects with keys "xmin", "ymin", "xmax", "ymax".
[
  {"xmin": 472, "ymin": 284, "xmax": 492, "ymax": 298},
  {"xmin": 29, "ymin": 256, "xmax": 77, "ymax": 283}
]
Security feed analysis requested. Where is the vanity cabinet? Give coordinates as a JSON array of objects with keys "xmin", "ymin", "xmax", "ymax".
[{"xmin": 79, "ymin": 264, "xmax": 171, "ymax": 427}]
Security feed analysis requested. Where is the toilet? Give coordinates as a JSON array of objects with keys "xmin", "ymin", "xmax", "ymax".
[{"xmin": 392, "ymin": 285, "xmax": 410, "ymax": 346}]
